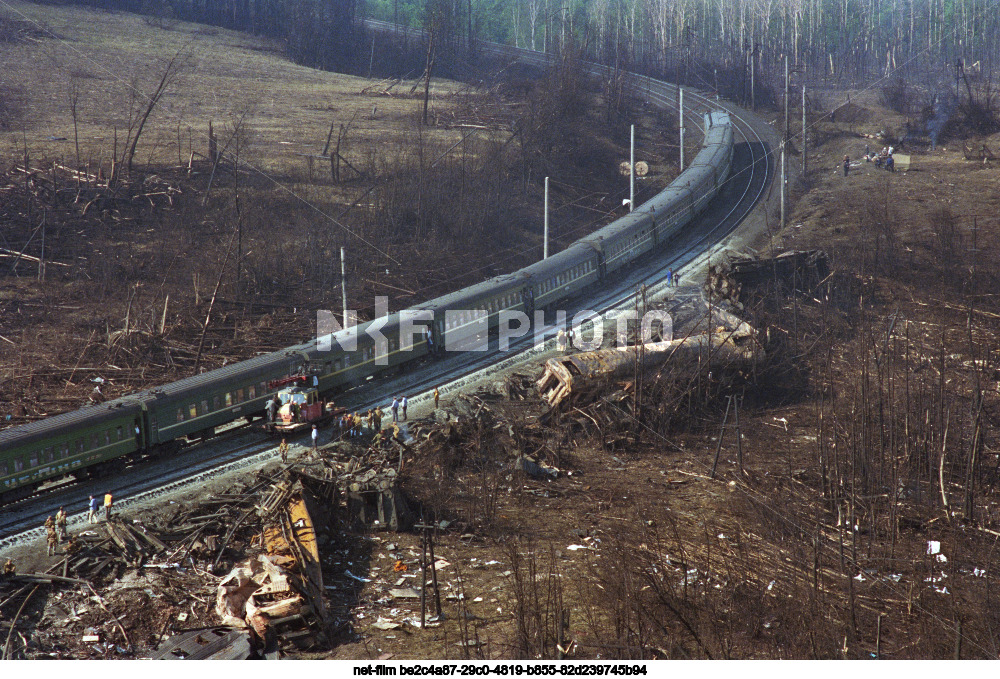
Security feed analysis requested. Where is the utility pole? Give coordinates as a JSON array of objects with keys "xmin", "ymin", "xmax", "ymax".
[
  {"xmin": 340, "ymin": 246, "xmax": 348, "ymax": 327},
  {"xmin": 780, "ymin": 144, "xmax": 786, "ymax": 231},
  {"xmin": 781, "ymin": 56, "xmax": 789, "ymax": 232},
  {"xmin": 544, "ymin": 176, "xmax": 550, "ymax": 258},
  {"xmin": 629, "ymin": 126, "xmax": 635, "ymax": 213},
  {"xmin": 802, "ymin": 84, "xmax": 808, "ymax": 173},
  {"xmin": 784, "ymin": 56, "xmax": 790, "ymax": 144},
  {"xmin": 679, "ymin": 89, "xmax": 685, "ymax": 170}
]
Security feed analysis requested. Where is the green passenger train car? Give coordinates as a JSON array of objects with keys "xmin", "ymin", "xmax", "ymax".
[{"xmin": 0, "ymin": 400, "xmax": 144, "ymax": 503}]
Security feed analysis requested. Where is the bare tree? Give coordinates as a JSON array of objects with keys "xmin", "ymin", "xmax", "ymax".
[{"xmin": 123, "ymin": 47, "xmax": 189, "ymax": 176}]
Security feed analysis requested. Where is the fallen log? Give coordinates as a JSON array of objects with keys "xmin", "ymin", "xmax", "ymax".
[{"xmin": 10, "ymin": 572, "xmax": 91, "ymax": 586}]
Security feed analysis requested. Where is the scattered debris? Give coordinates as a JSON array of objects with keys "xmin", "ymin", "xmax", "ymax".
[{"xmin": 537, "ymin": 305, "xmax": 759, "ymax": 410}]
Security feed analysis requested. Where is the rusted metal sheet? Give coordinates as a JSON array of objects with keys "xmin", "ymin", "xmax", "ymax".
[{"xmin": 538, "ymin": 308, "xmax": 759, "ymax": 409}]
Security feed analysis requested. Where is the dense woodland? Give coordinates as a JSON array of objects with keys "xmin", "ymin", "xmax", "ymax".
[{"xmin": 59, "ymin": 0, "xmax": 1000, "ymax": 99}]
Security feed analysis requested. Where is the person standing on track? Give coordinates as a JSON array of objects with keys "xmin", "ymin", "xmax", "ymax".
[
  {"xmin": 401, "ymin": 396, "xmax": 408, "ymax": 421},
  {"xmin": 311, "ymin": 424, "xmax": 319, "ymax": 453},
  {"xmin": 280, "ymin": 438, "xmax": 289, "ymax": 463},
  {"xmin": 104, "ymin": 492, "xmax": 113, "ymax": 521},
  {"xmin": 391, "ymin": 397, "xmax": 399, "ymax": 423},
  {"xmin": 434, "ymin": 387, "xmax": 440, "ymax": 410}
]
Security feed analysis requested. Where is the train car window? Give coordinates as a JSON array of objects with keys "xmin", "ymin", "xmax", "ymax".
[
  {"xmin": 236, "ymin": 389, "xmax": 245, "ymax": 403},
  {"xmin": 90, "ymin": 433, "xmax": 100, "ymax": 449},
  {"xmin": 200, "ymin": 400, "xmax": 209, "ymax": 415},
  {"xmin": 60, "ymin": 443, "xmax": 70, "ymax": 458},
  {"xmin": 0, "ymin": 461, "xmax": 7, "ymax": 476},
  {"xmin": 76, "ymin": 439, "xmax": 84, "ymax": 454},
  {"xmin": 248, "ymin": 385, "xmax": 256, "ymax": 399},
  {"xmin": 213, "ymin": 395, "xmax": 221, "ymax": 410},
  {"xmin": 335, "ymin": 359, "xmax": 342, "ymax": 371},
  {"xmin": 29, "ymin": 452, "xmax": 39, "ymax": 468},
  {"xmin": 117, "ymin": 426, "xmax": 124, "ymax": 441},
  {"xmin": 14, "ymin": 458, "xmax": 23, "ymax": 472},
  {"xmin": 324, "ymin": 362, "xmax": 331, "ymax": 373},
  {"xmin": 344, "ymin": 356, "xmax": 351, "ymax": 367},
  {"xmin": 225, "ymin": 393, "xmax": 233, "ymax": 407},
  {"xmin": 44, "ymin": 447, "xmax": 54, "ymax": 463},
  {"xmin": 176, "ymin": 408, "xmax": 184, "ymax": 423},
  {"xmin": 189, "ymin": 404, "xmax": 197, "ymax": 419},
  {"xmin": 105, "ymin": 430, "xmax": 112, "ymax": 445}
]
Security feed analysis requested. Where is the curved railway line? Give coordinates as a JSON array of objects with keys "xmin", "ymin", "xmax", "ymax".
[{"xmin": 0, "ymin": 41, "xmax": 775, "ymax": 547}]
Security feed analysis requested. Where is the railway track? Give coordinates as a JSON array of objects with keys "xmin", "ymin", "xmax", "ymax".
[{"xmin": 0, "ymin": 40, "xmax": 776, "ymax": 548}]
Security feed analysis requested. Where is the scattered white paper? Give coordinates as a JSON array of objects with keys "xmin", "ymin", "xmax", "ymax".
[{"xmin": 927, "ymin": 541, "xmax": 941, "ymax": 555}]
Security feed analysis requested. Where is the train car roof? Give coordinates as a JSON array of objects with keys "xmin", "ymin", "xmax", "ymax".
[
  {"xmin": 421, "ymin": 273, "xmax": 527, "ymax": 311},
  {"xmin": 704, "ymin": 110, "xmax": 731, "ymax": 129},
  {"xmin": 0, "ymin": 399, "xmax": 145, "ymax": 449},
  {"xmin": 519, "ymin": 241, "xmax": 599, "ymax": 280},
  {"xmin": 148, "ymin": 349, "xmax": 300, "ymax": 402}
]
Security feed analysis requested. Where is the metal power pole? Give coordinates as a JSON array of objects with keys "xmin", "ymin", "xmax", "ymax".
[
  {"xmin": 629, "ymin": 126, "xmax": 635, "ymax": 213},
  {"xmin": 340, "ymin": 246, "xmax": 348, "ymax": 327},
  {"xmin": 781, "ymin": 56, "xmax": 789, "ymax": 233},
  {"xmin": 802, "ymin": 84, "xmax": 808, "ymax": 173},
  {"xmin": 544, "ymin": 176, "xmax": 550, "ymax": 258},
  {"xmin": 780, "ymin": 145, "xmax": 786, "ymax": 230},
  {"xmin": 679, "ymin": 89, "xmax": 685, "ymax": 170},
  {"xmin": 784, "ymin": 56, "xmax": 790, "ymax": 144}
]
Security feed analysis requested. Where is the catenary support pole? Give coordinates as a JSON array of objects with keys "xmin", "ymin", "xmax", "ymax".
[
  {"xmin": 784, "ymin": 56, "xmax": 790, "ymax": 144},
  {"xmin": 679, "ymin": 89, "xmax": 685, "ymax": 170},
  {"xmin": 780, "ymin": 144, "xmax": 786, "ymax": 231},
  {"xmin": 629, "ymin": 126, "xmax": 635, "ymax": 213},
  {"xmin": 802, "ymin": 84, "xmax": 808, "ymax": 173},
  {"xmin": 544, "ymin": 176, "xmax": 550, "ymax": 258},
  {"xmin": 341, "ymin": 246, "xmax": 348, "ymax": 327}
]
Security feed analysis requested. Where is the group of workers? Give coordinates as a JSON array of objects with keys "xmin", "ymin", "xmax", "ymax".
[
  {"xmin": 275, "ymin": 388, "xmax": 443, "ymax": 462},
  {"xmin": 846, "ymin": 145, "xmax": 896, "ymax": 176},
  {"xmin": 867, "ymin": 145, "xmax": 896, "ymax": 171},
  {"xmin": 38, "ymin": 493, "xmax": 113, "ymax": 559}
]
